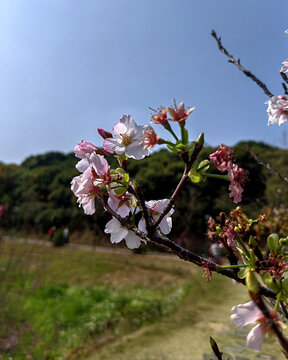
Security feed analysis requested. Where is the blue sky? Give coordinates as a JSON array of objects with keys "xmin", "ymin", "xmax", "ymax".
[{"xmin": 1, "ymin": 0, "xmax": 288, "ymax": 164}]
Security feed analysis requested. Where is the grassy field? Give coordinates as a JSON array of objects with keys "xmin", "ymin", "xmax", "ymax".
[{"xmin": 0, "ymin": 240, "xmax": 284, "ymax": 360}]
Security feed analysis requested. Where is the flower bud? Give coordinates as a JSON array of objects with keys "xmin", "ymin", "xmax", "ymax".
[
  {"xmin": 246, "ymin": 270, "xmax": 259, "ymax": 294},
  {"xmin": 267, "ymin": 233, "xmax": 279, "ymax": 251},
  {"xmin": 196, "ymin": 132, "xmax": 204, "ymax": 146},
  {"xmin": 98, "ymin": 128, "xmax": 113, "ymax": 139}
]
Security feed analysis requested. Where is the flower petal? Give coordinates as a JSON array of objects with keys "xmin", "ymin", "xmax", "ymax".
[
  {"xmin": 231, "ymin": 301, "xmax": 262, "ymax": 329},
  {"xmin": 125, "ymin": 232, "xmax": 142, "ymax": 249},
  {"xmin": 246, "ymin": 324, "xmax": 264, "ymax": 352}
]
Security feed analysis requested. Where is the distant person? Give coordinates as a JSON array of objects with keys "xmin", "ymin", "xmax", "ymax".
[
  {"xmin": 48, "ymin": 226, "xmax": 56, "ymax": 241},
  {"xmin": 210, "ymin": 243, "xmax": 222, "ymax": 265},
  {"xmin": 63, "ymin": 227, "xmax": 69, "ymax": 244}
]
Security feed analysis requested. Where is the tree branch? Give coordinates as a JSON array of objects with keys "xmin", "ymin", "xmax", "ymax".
[
  {"xmin": 152, "ymin": 139, "xmax": 203, "ymax": 231},
  {"xmin": 211, "ymin": 29, "xmax": 274, "ymax": 98},
  {"xmin": 246, "ymin": 145, "xmax": 288, "ymax": 183},
  {"xmin": 98, "ymin": 194, "xmax": 276, "ymax": 300}
]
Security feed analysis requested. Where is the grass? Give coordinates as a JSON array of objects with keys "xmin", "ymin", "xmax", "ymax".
[
  {"xmin": 0, "ymin": 241, "xmax": 189, "ymax": 359},
  {"xmin": 0, "ymin": 241, "xmax": 284, "ymax": 360}
]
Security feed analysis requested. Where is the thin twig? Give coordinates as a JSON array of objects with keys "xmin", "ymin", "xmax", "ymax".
[
  {"xmin": 152, "ymin": 138, "xmax": 203, "ymax": 231},
  {"xmin": 211, "ymin": 29, "xmax": 274, "ymax": 98},
  {"xmin": 246, "ymin": 145, "xmax": 288, "ymax": 183},
  {"xmin": 280, "ymin": 72, "xmax": 288, "ymax": 95},
  {"xmin": 281, "ymin": 71, "xmax": 288, "ymax": 85},
  {"xmin": 131, "ymin": 182, "xmax": 153, "ymax": 235}
]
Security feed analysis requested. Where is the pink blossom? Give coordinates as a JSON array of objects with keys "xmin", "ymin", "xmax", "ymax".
[
  {"xmin": 231, "ymin": 301, "xmax": 280, "ymax": 351},
  {"xmin": 104, "ymin": 217, "xmax": 145, "ymax": 249},
  {"xmin": 224, "ymin": 222, "xmax": 237, "ymax": 249},
  {"xmin": 168, "ymin": 101, "xmax": 195, "ymax": 125},
  {"xmin": 151, "ymin": 107, "xmax": 169, "ymax": 127},
  {"xmin": 90, "ymin": 153, "xmax": 111, "ymax": 187},
  {"xmin": 209, "ymin": 144, "xmax": 233, "ymax": 172},
  {"xmin": 74, "ymin": 140, "xmax": 100, "ymax": 159},
  {"xmin": 139, "ymin": 199, "xmax": 174, "ymax": 235},
  {"xmin": 280, "ymin": 60, "xmax": 288, "ymax": 73},
  {"xmin": 107, "ymin": 190, "xmax": 137, "ymax": 217},
  {"xmin": 71, "ymin": 170, "xmax": 99, "ymax": 215},
  {"xmin": 71, "ymin": 153, "xmax": 111, "ymax": 215},
  {"xmin": 103, "ymin": 115, "xmax": 149, "ymax": 160},
  {"xmin": 266, "ymin": 96, "xmax": 288, "ymax": 126},
  {"xmin": 227, "ymin": 162, "xmax": 247, "ymax": 204},
  {"xmin": 143, "ymin": 126, "xmax": 160, "ymax": 152}
]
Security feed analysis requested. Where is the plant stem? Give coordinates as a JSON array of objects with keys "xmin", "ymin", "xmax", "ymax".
[{"xmin": 204, "ymin": 173, "xmax": 229, "ymax": 181}]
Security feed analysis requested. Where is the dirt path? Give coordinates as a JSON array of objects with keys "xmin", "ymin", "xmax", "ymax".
[{"xmin": 86, "ymin": 279, "xmax": 282, "ymax": 360}]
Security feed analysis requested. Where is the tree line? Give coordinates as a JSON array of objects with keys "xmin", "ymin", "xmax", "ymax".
[{"xmin": 1, "ymin": 141, "xmax": 288, "ymax": 251}]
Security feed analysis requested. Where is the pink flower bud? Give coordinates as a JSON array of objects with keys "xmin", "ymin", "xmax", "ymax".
[
  {"xmin": 98, "ymin": 128, "xmax": 113, "ymax": 139},
  {"xmin": 74, "ymin": 140, "xmax": 100, "ymax": 159}
]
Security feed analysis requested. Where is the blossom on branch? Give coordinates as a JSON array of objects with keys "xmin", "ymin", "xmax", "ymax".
[
  {"xmin": 209, "ymin": 144, "xmax": 247, "ymax": 203},
  {"xmin": 280, "ymin": 60, "xmax": 288, "ymax": 73},
  {"xmin": 103, "ymin": 115, "xmax": 149, "ymax": 160},
  {"xmin": 168, "ymin": 100, "xmax": 195, "ymax": 126},
  {"xmin": 104, "ymin": 217, "xmax": 144, "ymax": 249},
  {"xmin": 266, "ymin": 96, "xmax": 288, "ymax": 126},
  {"xmin": 231, "ymin": 301, "xmax": 281, "ymax": 352},
  {"xmin": 71, "ymin": 153, "xmax": 111, "ymax": 215},
  {"xmin": 209, "ymin": 144, "xmax": 233, "ymax": 172},
  {"xmin": 139, "ymin": 199, "xmax": 174, "ymax": 235},
  {"xmin": 227, "ymin": 162, "xmax": 248, "ymax": 204},
  {"xmin": 142, "ymin": 126, "xmax": 160, "ymax": 152},
  {"xmin": 107, "ymin": 190, "xmax": 137, "ymax": 217},
  {"xmin": 74, "ymin": 140, "xmax": 101, "ymax": 159},
  {"xmin": 151, "ymin": 107, "xmax": 169, "ymax": 127}
]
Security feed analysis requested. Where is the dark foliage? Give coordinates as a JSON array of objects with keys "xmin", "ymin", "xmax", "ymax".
[{"xmin": 0, "ymin": 142, "xmax": 287, "ymax": 251}]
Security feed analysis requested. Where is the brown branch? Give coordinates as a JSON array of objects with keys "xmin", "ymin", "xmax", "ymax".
[
  {"xmin": 282, "ymin": 82, "xmax": 288, "ymax": 95},
  {"xmin": 98, "ymin": 194, "xmax": 276, "ymax": 300},
  {"xmin": 130, "ymin": 182, "xmax": 153, "ymax": 235},
  {"xmin": 281, "ymin": 71, "xmax": 288, "ymax": 85},
  {"xmin": 211, "ymin": 29, "xmax": 274, "ymax": 98},
  {"xmin": 246, "ymin": 145, "xmax": 288, "ymax": 183},
  {"xmin": 281, "ymin": 72, "xmax": 288, "ymax": 95}
]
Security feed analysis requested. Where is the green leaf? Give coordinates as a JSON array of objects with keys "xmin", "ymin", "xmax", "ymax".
[
  {"xmin": 237, "ymin": 268, "xmax": 248, "ymax": 279},
  {"xmin": 166, "ymin": 143, "xmax": 179, "ymax": 154},
  {"xmin": 123, "ymin": 173, "xmax": 129, "ymax": 183},
  {"xmin": 114, "ymin": 186, "xmax": 127, "ymax": 196},
  {"xmin": 267, "ymin": 233, "xmax": 279, "ymax": 252},
  {"xmin": 197, "ymin": 160, "xmax": 210, "ymax": 173},
  {"xmin": 188, "ymin": 173, "xmax": 202, "ymax": 183}
]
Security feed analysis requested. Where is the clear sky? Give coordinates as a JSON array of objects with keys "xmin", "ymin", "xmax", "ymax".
[{"xmin": 1, "ymin": 0, "xmax": 288, "ymax": 164}]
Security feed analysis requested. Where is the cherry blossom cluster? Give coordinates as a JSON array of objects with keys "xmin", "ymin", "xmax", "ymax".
[
  {"xmin": 208, "ymin": 207, "xmax": 288, "ymax": 351},
  {"xmin": 71, "ymin": 91, "xmax": 288, "ymax": 354},
  {"xmin": 71, "ymin": 113, "xmax": 176, "ymax": 249},
  {"xmin": 209, "ymin": 144, "xmax": 248, "ymax": 203}
]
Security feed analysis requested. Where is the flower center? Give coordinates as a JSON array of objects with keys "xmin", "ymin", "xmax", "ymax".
[{"xmin": 121, "ymin": 134, "xmax": 132, "ymax": 146}]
